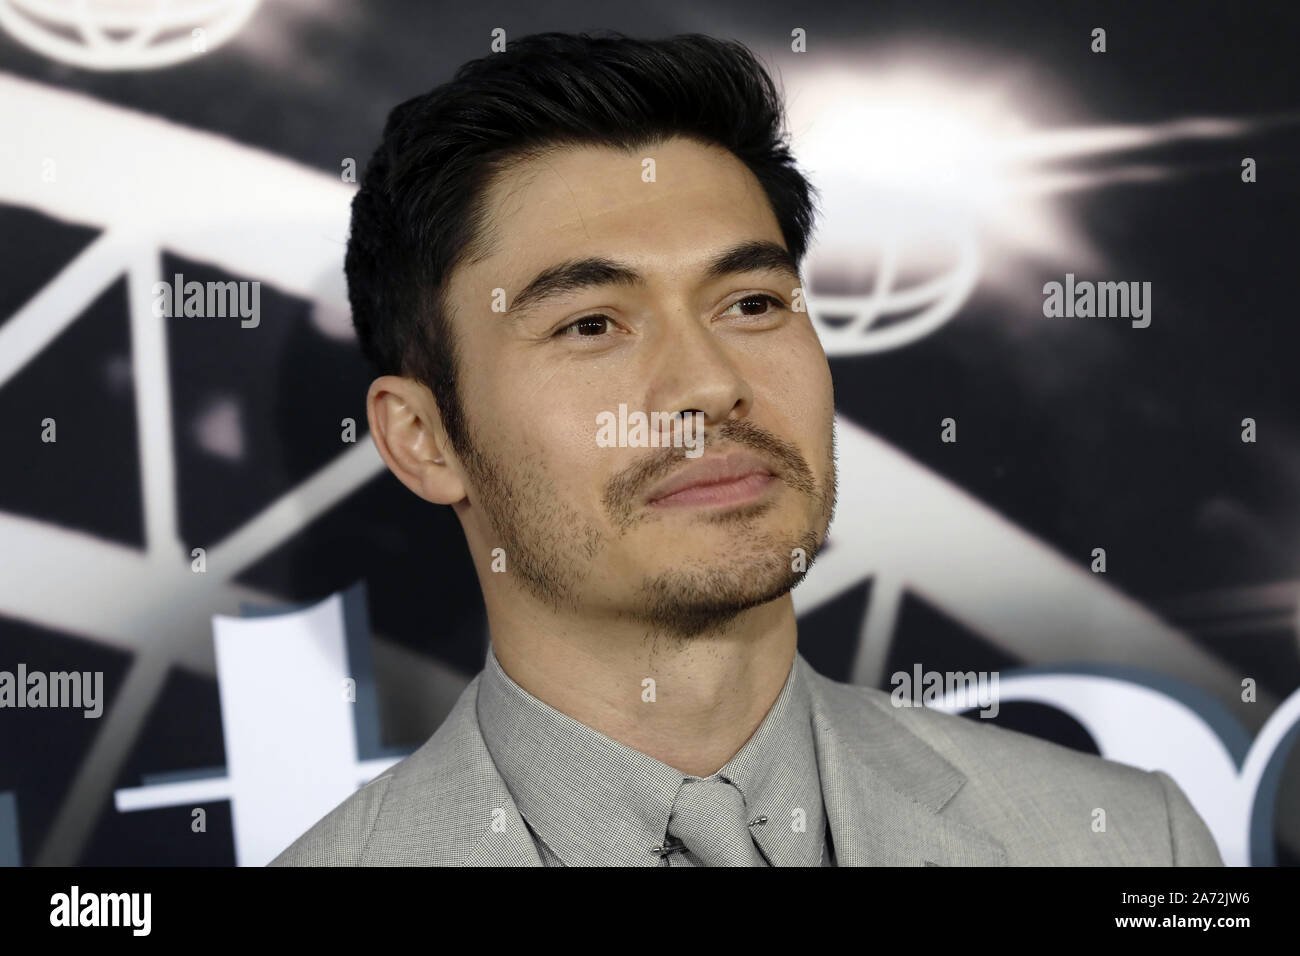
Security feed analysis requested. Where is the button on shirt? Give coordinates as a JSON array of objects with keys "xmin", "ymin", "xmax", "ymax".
[{"xmin": 476, "ymin": 646, "xmax": 835, "ymax": 866}]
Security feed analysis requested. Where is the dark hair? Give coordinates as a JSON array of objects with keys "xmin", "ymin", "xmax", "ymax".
[{"xmin": 346, "ymin": 30, "xmax": 820, "ymax": 457}]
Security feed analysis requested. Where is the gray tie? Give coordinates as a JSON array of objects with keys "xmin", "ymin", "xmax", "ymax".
[{"xmin": 665, "ymin": 775, "xmax": 766, "ymax": 866}]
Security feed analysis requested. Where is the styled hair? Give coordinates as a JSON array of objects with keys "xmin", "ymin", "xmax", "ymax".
[{"xmin": 346, "ymin": 30, "xmax": 820, "ymax": 456}]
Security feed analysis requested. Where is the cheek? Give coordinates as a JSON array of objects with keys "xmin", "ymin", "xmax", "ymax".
[
  {"xmin": 754, "ymin": 328, "xmax": 833, "ymax": 422},
  {"xmin": 521, "ymin": 403, "xmax": 611, "ymax": 497},
  {"xmin": 480, "ymin": 352, "xmax": 614, "ymax": 502},
  {"xmin": 793, "ymin": 328, "xmax": 835, "ymax": 417}
]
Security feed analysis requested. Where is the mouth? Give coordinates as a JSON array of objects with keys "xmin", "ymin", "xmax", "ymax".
[{"xmin": 644, "ymin": 451, "xmax": 779, "ymax": 510}]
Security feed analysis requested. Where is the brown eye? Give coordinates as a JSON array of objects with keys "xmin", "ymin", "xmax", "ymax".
[
  {"xmin": 556, "ymin": 315, "xmax": 612, "ymax": 337},
  {"xmin": 721, "ymin": 294, "xmax": 785, "ymax": 319}
]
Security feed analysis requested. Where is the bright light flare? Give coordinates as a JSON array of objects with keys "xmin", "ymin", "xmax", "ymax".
[{"xmin": 779, "ymin": 55, "xmax": 1289, "ymax": 353}]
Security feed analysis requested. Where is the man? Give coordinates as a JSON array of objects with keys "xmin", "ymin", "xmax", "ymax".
[{"xmin": 272, "ymin": 31, "xmax": 1222, "ymax": 866}]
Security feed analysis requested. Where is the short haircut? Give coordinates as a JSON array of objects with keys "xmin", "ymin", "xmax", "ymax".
[{"xmin": 346, "ymin": 30, "xmax": 820, "ymax": 456}]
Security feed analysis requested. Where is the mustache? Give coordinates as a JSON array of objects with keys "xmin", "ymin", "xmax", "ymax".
[{"xmin": 602, "ymin": 419, "xmax": 817, "ymax": 519}]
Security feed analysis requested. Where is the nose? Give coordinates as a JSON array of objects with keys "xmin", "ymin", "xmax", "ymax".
[{"xmin": 643, "ymin": 309, "xmax": 754, "ymax": 436}]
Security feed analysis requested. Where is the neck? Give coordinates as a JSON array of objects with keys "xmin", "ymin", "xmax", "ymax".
[{"xmin": 485, "ymin": 592, "xmax": 799, "ymax": 777}]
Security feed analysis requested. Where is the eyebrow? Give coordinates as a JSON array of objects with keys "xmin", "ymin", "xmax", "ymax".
[{"xmin": 504, "ymin": 239, "xmax": 801, "ymax": 318}]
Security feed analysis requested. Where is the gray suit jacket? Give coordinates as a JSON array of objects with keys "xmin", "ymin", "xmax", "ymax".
[{"xmin": 270, "ymin": 654, "xmax": 1223, "ymax": 866}]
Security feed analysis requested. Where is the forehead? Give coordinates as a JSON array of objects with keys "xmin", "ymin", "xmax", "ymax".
[{"xmin": 455, "ymin": 136, "xmax": 785, "ymax": 294}]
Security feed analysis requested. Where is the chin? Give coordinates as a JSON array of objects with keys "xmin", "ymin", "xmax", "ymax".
[{"xmin": 629, "ymin": 540, "xmax": 816, "ymax": 640}]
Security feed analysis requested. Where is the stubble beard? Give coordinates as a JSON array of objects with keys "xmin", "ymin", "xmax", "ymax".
[{"xmin": 459, "ymin": 421, "xmax": 838, "ymax": 642}]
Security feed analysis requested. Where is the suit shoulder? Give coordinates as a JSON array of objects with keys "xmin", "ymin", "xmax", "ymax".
[
  {"xmin": 268, "ymin": 770, "xmax": 395, "ymax": 866},
  {"xmin": 806, "ymin": 667, "xmax": 1222, "ymax": 863},
  {"xmin": 819, "ymin": 670, "xmax": 1149, "ymax": 784}
]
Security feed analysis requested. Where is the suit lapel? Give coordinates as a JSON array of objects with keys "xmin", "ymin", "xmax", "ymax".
[
  {"xmin": 800, "ymin": 655, "xmax": 1007, "ymax": 866},
  {"xmin": 362, "ymin": 675, "xmax": 543, "ymax": 866}
]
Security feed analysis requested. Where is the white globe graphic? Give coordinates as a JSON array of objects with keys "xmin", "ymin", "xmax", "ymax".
[
  {"xmin": 804, "ymin": 172, "xmax": 981, "ymax": 356},
  {"xmin": 0, "ymin": 0, "xmax": 260, "ymax": 70}
]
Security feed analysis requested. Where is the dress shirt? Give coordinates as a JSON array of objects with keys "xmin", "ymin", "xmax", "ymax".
[{"xmin": 476, "ymin": 644, "xmax": 834, "ymax": 866}]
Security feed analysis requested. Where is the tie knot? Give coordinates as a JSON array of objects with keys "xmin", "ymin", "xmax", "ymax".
[
  {"xmin": 664, "ymin": 775, "xmax": 765, "ymax": 866},
  {"xmin": 675, "ymin": 775, "xmax": 746, "ymax": 817}
]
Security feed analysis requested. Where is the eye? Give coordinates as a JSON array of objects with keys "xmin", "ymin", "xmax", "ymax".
[
  {"xmin": 719, "ymin": 293, "xmax": 786, "ymax": 320},
  {"xmin": 553, "ymin": 315, "xmax": 614, "ymax": 338}
]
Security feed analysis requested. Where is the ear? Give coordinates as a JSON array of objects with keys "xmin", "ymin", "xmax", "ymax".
[{"xmin": 366, "ymin": 375, "xmax": 467, "ymax": 505}]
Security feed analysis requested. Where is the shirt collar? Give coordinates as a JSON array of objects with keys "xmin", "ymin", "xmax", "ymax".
[
  {"xmin": 711, "ymin": 653, "xmax": 825, "ymax": 866},
  {"xmin": 477, "ymin": 645, "xmax": 825, "ymax": 867}
]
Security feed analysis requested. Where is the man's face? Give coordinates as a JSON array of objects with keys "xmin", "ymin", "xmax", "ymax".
[{"xmin": 445, "ymin": 135, "xmax": 836, "ymax": 638}]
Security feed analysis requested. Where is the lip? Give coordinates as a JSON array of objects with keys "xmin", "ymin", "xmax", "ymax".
[{"xmin": 645, "ymin": 450, "xmax": 778, "ymax": 508}]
